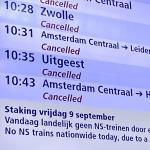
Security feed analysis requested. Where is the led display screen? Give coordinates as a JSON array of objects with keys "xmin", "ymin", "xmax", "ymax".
[{"xmin": 0, "ymin": 0, "xmax": 150, "ymax": 149}]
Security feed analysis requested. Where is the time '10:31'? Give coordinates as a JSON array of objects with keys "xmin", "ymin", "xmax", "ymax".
[{"xmin": 5, "ymin": 25, "xmax": 33, "ymax": 37}]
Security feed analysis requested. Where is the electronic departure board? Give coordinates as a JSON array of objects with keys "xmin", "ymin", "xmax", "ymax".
[{"xmin": 0, "ymin": 0, "xmax": 150, "ymax": 149}]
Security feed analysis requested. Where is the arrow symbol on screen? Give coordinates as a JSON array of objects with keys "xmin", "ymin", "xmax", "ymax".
[
  {"xmin": 122, "ymin": 45, "xmax": 128, "ymax": 50},
  {"xmin": 136, "ymin": 91, "xmax": 143, "ymax": 97}
]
